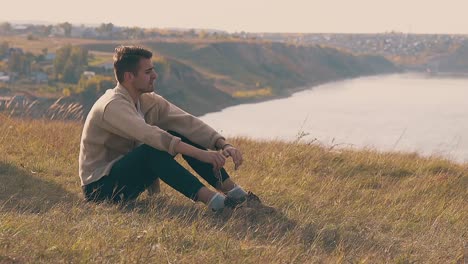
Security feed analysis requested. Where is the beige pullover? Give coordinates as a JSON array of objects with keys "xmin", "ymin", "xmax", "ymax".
[{"xmin": 78, "ymin": 84, "xmax": 225, "ymax": 186}]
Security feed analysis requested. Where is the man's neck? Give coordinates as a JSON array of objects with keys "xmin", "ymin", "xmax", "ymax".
[{"xmin": 120, "ymin": 83, "xmax": 140, "ymax": 105}]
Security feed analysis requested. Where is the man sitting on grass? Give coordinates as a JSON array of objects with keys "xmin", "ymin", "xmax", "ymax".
[{"xmin": 79, "ymin": 45, "xmax": 266, "ymax": 214}]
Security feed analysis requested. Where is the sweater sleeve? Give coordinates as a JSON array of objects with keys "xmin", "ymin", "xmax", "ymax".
[
  {"xmin": 102, "ymin": 99, "xmax": 181, "ymax": 155},
  {"xmin": 155, "ymin": 97, "xmax": 225, "ymax": 150}
]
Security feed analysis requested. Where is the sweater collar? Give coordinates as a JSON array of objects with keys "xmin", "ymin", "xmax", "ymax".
[
  {"xmin": 115, "ymin": 83, "xmax": 137, "ymax": 106},
  {"xmin": 115, "ymin": 83, "xmax": 156, "ymax": 115}
]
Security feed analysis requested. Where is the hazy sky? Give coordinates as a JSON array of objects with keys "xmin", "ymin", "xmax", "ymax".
[{"xmin": 2, "ymin": 0, "xmax": 468, "ymax": 34}]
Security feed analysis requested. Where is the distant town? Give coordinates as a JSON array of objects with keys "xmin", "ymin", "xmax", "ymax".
[
  {"xmin": 258, "ymin": 32, "xmax": 467, "ymax": 65},
  {"xmin": 1, "ymin": 20, "xmax": 467, "ymax": 89},
  {"xmin": 1, "ymin": 21, "xmax": 467, "ymax": 64}
]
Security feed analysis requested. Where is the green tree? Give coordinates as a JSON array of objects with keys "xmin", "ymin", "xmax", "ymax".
[
  {"xmin": 7, "ymin": 50, "xmax": 35, "ymax": 76},
  {"xmin": 54, "ymin": 44, "xmax": 72, "ymax": 79},
  {"xmin": 7, "ymin": 51, "xmax": 24, "ymax": 73},
  {"xmin": 97, "ymin": 23, "xmax": 114, "ymax": 39},
  {"xmin": 59, "ymin": 22, "xmax": 72, "ymax": 37},
  {"xmin": 123, "ymin": 27, "xmax": 144, "ymax": 39},
  {"xmin": 23, "ymin": 52, "xmax": 35, "ymax": 76},
  {"xmin": 38, "ymin": 25, "xmax": 53, "ymax": 37},
  {"xmin": 77, "ymin": 75, "xmax": 114, "ymax": 99},
  {"xmin": 54, "ymin": 45, "xmax": 88, "ymax": 83},
  {"xmin": 0, "ymin": 22, "xmax": 11, "ymax": 34},
  {"xmin": 198, "ymin": 30, "xmax": 208, "ymax": 39},
  {"xmin": 0, "ymin": 42, "xmax": 9, "ymax": 58},
  {"xmin": 27, "ymin": 34, "xmax": 37, "ymax": 41},
  {"xmin": 62, "ymin": 59, "xmax": 77, "ymax": 83}
]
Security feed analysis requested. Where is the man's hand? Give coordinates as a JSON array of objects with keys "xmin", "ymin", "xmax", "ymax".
[
  {"xmin": 175, "ymin": 142, "xmax": 226, "ymax": 171},
  {"xmin": 196, "ymin": 150, "xmax": 226, "ymax": 171},
  {"xmin": 222, "ymin": 145, "xmax": 243, "ymax": 170}
]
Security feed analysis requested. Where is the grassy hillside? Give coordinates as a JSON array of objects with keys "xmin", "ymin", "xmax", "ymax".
[{"xmin": 0, "ymin": 116, "xmax": 466, "ymax": 263}]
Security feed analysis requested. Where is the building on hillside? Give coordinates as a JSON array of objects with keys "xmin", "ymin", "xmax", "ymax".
[
  {"xmin": 11, "ymin": 24, "xmax": 28, "ymax": 34},
  {"xmin": 71, "ymin": 26, "xmax": 86, "ymax": 38},
  {"xmin": 45, "ymin": 53, "xmax": 56, "ymax": 61},
  {"xmin": 50, "ymin": 26, "xmax": 65, "ymax": 37},
  {"xmin": 82, "ymin": 28, "xmax": 98, "ymax": 38},
  {"xmin": 31, "ymin": 71, "xmax": 48, "ymax": 84},
  {"xmin": 82, "ymin": 71, "xmax": 95, "ymax": 79},
  {"xmin": 7, "ymin": 47, "xmax": 24, "ymax": 56},
  {"xmin": 98, "ymin": 62, "xmax": 114, "ymax": 71},
  {"xmin": 0, "ymin": 75, "xmax": 10, "ymax": 83},
  {"xmin": 0, "ymin": 86, "xmax": 11, "ymax": 95}
]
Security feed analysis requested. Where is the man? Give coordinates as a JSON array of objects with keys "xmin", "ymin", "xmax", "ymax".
[{"xmin": 79, "ymin": 45, "xmax": 262, "ymax": 213}]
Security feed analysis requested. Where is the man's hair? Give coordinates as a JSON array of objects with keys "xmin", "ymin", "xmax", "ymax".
[{"xmin": 113, "ymin": 46, "xmax": 153, "ymax": 83}]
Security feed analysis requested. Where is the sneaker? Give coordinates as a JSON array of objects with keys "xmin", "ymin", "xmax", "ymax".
[
  {"xmin": 224, "ymin": 195, "xmax": 245, "ymax": 209},
  {"xmin": 211, "ymin": 196, "xmax": 241, "ymax": 217},
  {"xmin": 244, "ymin": 191, "xmax": 262, "ymax": 207},
  {"xmin": 246, "ymin": 192, "xmax": 275, "ymax": 212},
  {"xmin": 229, "ymin": 191, "xmax": 276, "ymax": 213}
]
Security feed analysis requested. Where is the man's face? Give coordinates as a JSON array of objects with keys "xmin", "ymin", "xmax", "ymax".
[{"xmin": 131, "ymin": 58, "xmax": 157, "ymax": 93}]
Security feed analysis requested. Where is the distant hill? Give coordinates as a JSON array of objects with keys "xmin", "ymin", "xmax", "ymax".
[
  {"xmin": 429, "ymin": 40, "xmax": 468, "ymax": 74},
  {"xmin": 0, "ymin": 39, "xmax": 398, "ymax": 119},
  {"xmin": 81, "ymin": 40, "xmax": 397, "ymax": 116}
]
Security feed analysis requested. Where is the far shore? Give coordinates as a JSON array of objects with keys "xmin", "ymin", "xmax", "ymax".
[
  {"xmin": 198, "ymin": 70, "xmax": 468, "ymax": 117},
  {"xmin": 197, "ymin": 72, "xmax": 396, "ymax": 117}
]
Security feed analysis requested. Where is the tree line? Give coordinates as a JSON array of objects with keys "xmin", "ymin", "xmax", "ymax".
[
  {"xmin": 1, "ymin": 42, "xmax": 88, "ymax": 83},
  {"xmin": 0, "ymin": 21, "xmax": 248, "ymax": 40},
  {"xmin": 0, "ymin": 42, "xmax": 116, "ymax": 101}
]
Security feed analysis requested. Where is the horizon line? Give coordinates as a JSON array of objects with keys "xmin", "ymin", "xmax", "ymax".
[{"xmin": 3, "ymin": 20, "xmax": 468, "ymax": 36}]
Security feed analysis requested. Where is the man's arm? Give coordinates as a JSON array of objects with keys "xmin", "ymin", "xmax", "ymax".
[
  {"xmin": 214, "ymin": 138, "xmax": 227, "ymax": 150},
  {"xmin": 147, "ymin": 94, "xmax": 244, "ymax": 169},
  {"xmin": 102, "ymin": 99, "xmax": 181, "ymax": 155},
  {"xmin": 154, "ymin": 98, "xmax": 225, "ymax": 150}
]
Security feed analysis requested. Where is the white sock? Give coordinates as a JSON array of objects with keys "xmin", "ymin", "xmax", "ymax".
[
  {"xmin": 226, "ymin": 186, "xmax": 248, "ymax": 200},
  {"xmin": 207, "ymin": 193, "xmax": 226, "ymax": 212}
]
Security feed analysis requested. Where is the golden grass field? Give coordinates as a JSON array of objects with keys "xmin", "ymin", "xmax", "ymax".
[{"xmin": 0, "ymin": 115, "xmax": 467, "ymax": 263}]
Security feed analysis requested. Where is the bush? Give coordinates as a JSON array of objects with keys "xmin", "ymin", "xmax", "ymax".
[{"xmin": 76, "ymin": 75, "xmax": 114, "ymax": 99}]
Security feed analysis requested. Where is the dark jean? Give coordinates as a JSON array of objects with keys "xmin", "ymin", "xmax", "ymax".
[{"xmin": 82, "ymin": 131, "xmax": 230, "ymax": 203}]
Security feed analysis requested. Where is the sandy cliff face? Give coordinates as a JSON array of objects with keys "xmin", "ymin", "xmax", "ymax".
[
  {"xmin": 140, "ymin": 41, "xmax": 397, "ymax": 115},
  {"xmin": 429, "ymin": 41, "xmax": 468, "ymax": 73}
]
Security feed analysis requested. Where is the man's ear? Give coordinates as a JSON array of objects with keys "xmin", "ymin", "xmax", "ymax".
[{"xmin": 123, "ymin": 71, "xmax": 134, "ymax": 82}]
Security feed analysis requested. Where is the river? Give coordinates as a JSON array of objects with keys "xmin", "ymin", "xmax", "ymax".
[{"xmin": 200, "ymin": 73, "xmax": 468, "ymax": 163}]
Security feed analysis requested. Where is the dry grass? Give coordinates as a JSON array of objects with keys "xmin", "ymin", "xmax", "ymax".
[
  {"xmin": 0, "ymin": 116, "xmax": 467, "ymax": 263},
  {"xmin": 0, "ymin": 96, "xmax": 84, "ymax": 121}
]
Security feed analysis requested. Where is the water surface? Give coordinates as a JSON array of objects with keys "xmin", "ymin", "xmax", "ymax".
[{"xmin": 200, "ymin": 74, "xmax": 468, "ymax": 163}]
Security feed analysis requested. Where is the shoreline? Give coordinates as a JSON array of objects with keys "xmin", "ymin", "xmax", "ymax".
[
  {"xmin": 4, "ymin": 70, "xmax": 467, "ymax": 120},
  {"xmin": 197, "ymin": 72, "xmax": 393, "ymax": 117},
  {"xmin": 198, "ymin": 72, "xmax": 468, "ymax": 165},
  {"xmin": 198, "ymin": 70, "xmax": 468, "ymax": 117}
]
